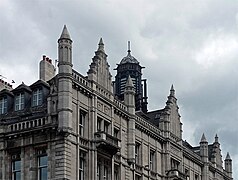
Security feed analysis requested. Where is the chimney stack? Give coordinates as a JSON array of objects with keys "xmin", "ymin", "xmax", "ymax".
[{"xmin": 39, "ymin": 55, "xmax": 55, "ymax": 81}]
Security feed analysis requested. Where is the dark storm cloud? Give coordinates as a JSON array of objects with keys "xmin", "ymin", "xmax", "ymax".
[{"xmin": 0, "ymin": 0, "xmax": 237, "ymax": 178}]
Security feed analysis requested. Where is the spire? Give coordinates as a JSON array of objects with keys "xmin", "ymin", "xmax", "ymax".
[
  {"xmin": 126, "ymin": 75, "xmax": 134, "ymax": 88},
  {"xmin": 170, "ymin": 84, "xmax": 175, "ymax": 96},
  {"xmin": 59, "ymin": 25, "xmax": 71, "ymax": 40},
  {"xmin": 215, "ymin": 134, "xmax": 219, "ymax": 143},
  {"xmin": 97, "ymin": 38, "xmax": 105, "ymax": 52},
  {"xmin": 127, "ymin": 41, "xmax": 131, "ymax": 54},
  {"xmin": 225, "ymin": 152, "xmax": 231, "ymax": 160},
  {"xmin": 200, "ymin": 133, "xmax": 207, "ymax": 143}
]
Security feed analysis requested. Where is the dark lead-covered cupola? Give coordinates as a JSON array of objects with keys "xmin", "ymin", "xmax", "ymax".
[{"xmin": 114, "ymin": 42, "xmax": 148, "ymax": 113}]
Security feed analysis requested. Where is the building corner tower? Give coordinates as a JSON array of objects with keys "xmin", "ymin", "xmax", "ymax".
[
  {"xmin": 57, "ymin": 25, "xmax": 73, "ymax": 133},
  {"xmin": 225, "ymin": 152, "xmax": 232, "ymax": 178},
  {"xmin": 200, "ymin": 133, "xmax": 209, "ymax": 180}
]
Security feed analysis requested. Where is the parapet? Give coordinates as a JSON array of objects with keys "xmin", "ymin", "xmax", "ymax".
[{"xmin": 0, "ymin": 79, "xmax": 13, "ymax": 91}]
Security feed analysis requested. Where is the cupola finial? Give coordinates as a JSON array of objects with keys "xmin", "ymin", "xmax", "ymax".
[{"xmin": 128, "ymin": 41, "xmax": 131, "ymax": 54}]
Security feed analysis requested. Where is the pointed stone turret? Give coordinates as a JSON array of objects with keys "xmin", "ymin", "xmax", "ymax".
[
  {"xmin": 170, "ymin": 84, "xmax": 175, "ymax": 97},
  {"xmin": 124, "ymin": 75, "xmax": 135, "ymax": 114},
  {"xmin": 211, "ymin": 134, "xmax": 223, "ymax": 168},
  {"xmin": 200, "ymin": 133, "xmax": 208, "ymax": 159},
  {"xmin": 164, "ymin": 85, "xmax": 182, "ymax": 140},
  {"xmin": 57, "ymin": 25, "xmax": 73, "ymax": 132},
  {"xmin": 97, "ymin": 38, "xmax": 105, "ymax": 52},
  {"xmin": 126, "ymin": 75, "xmax": 134, "ymax": 88},
  {"xmin": 225, "ymin": 152, "xmax": 232, "ymax": 177},
  {"xmin": 87, "ymin": 38, "xmax": 113, "ymax": 93},
  {"xmin": 215, "ymin": 134, "xmax": 219, "ymax": 143},
  {"xmin": 124, "ymin": 75, "xmax": 136, "ymax": 165},
  {"xmin": 225, "ymin": 152, "xmax": 231, "ymax": 160},
  {"xmin": 167, "ymin": 84, "xmax": 177, "ymax": 105},
  {"xmin": 55, "ymin": 25, "xmax": 74, "ymax": 180},
  {"xmin": 200, "ymin": 133, "xmax": 209, "ymax": 180},
  {"xmin": 59, "ymin": 25, "xmax": 71, "ymax": 40},
  {"xmin": 200, "ymin": 133, "xmax": 207, "ymax": 143}
]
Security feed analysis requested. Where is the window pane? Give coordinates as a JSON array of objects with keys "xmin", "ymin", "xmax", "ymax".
[
  {"xmin": 15, "ymin": 93, "xmax": 24, "ymax": 111},
  {"xmin": 40, "ymin": 156, "xmax": 48, "ymax": 166},
  {"xmin": 15, "ymin": 171, "xmax": 21, "ymax": 180},
  {"xmin": 38, "ymin": 89, "xmax": 43, "ymax": 105},
  {"xmin": 3, "ymin": 98, "xmax": 7, "ymax": 113},
  {"xmin": 33, "ymin": 91, "xmax": 37, "ymax": 106},
  {"xmin": 40, "ymin": 167, "xmax": 47, "ymax": 180},
  {"xmin": 33, "ymin": 89, "xmax": 43, "ymax": 107},
  {"xmin": 13, "ymin": 160, "xmax": 21, "ymax": 171},
  {"xmin": 0, "ymin": 97, "xmax": 7, "ymax": 114}
]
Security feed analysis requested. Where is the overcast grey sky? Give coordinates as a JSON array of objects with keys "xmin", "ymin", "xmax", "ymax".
[{"xmin": 0, "ymin": 0, "xmax": 238, "ymax": 177}]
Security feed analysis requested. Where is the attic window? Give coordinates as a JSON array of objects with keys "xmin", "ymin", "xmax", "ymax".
[
  {"xmin": 0, "ymin": 96, "xmax": 7, "ymax": 114},
  {"xmin": 155, "ymin": 114, "xmax": 160, "ymax": 119},
  {"xmin": 15, "ymin": 93, "xmax": 24, "ymax": 111},
  {"xmin": 32, "ymin": 88, "xmax": 43, "ymax": 107}
]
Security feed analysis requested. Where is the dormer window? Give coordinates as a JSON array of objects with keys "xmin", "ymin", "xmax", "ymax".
[
  {"xmin": 32, "ymin": 88, "xmax": 42, "ymax": 107},
  {"xmin": 0, "ymin": 96, "xmax": 7, "ymax": 114},
  {"xmin": 15, "ymin": 93, "xmax": 24, "ymax": 111}
]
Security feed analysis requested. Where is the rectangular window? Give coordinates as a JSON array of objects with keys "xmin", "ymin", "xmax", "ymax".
[
  {"xmin": 195, "ymin": 174, "xmax": 199, "ymax": 180},
  {"xmin": 33, "ymin": 89, "xmax": 42, "ymax": 107},
  {"xmin": 97, "ymin": 163, "xmax": 101, "ymax": 180},
  {"xmin": 15, "ymin": 93, "xmax": 24, "ymax": 111},
  {"xmin": 135, "ymin": 174, "xmax": 141, "ymax": 180},
  {"xmin": 103, "ymin": 166, "xmax": 108, "ymax": 180},
  {"xmin": 38, "ymin": 156, "xmax": 48, "ymax": 180},
  {"xmin": 150, "ymin": 150, "xmax": 155, "ymax": 171},
  {"xmin": 114, "ymin": 128, "xmax": 119, "ymax": 138},
  {"xmin": 97, "ymin": 118, "xmax": 102, "ymax": 131},
  {"xmin": 37, "ymin": 149, "xmax": 48, "ymax": 180},
  {"xmin": 79, "ymin": 111, "xmax": 86, "ymax": 136},
  {"xmin": 79, "ymin": 151, "xmax": 86, "ymax": 180},
  {"xmin": 12, "ymin": 154, "xmax": 21, "ymax": 180},
  {"xmin": 114, "ymin": 165, "xmax": 119, "ymax": 180},
  {"xmin": 0, "ymin": 96, "xmax": 7, "ymax": 114},
  {"xmin": 171, "ymin": 158, "xmax": 179, "ymax": 170},
  {"xmin": 185, "ymin": 169, "xmax": 189, "ymax": 180},
  {"xmin": 135, "ymin": 143, "xmax": 141, "ymax": 165},
  {"xmin": 104, "ymin": 121, "xmax": 109, "ymax": 134}
]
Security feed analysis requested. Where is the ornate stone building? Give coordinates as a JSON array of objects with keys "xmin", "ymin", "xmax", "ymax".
[{"xmin": 0, "ymin": 26, "xmax": 233, "ymax": 180}]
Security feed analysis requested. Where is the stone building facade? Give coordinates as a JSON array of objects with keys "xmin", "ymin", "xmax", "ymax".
[{"xmin": 0, "ymin": 26, "xmax": 233, "ymax": 180}]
